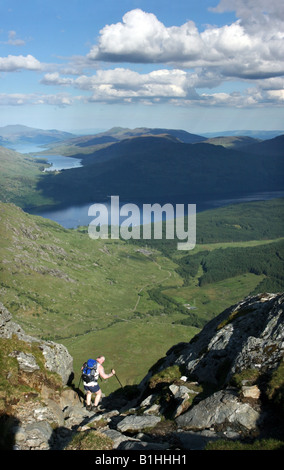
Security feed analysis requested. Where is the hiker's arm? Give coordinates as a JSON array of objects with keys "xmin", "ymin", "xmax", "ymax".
[{"xmin": 99, "ymin": 365, "xmax": 115, "ymax": 379}]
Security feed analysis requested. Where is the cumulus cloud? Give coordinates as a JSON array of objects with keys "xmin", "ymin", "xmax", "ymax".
[
  {"xmin": 4, "ymin": 2, "xmax": 283, "ymax": 111},
  {"xmin": 87, "ymin": 7, "xmax": 284, "ymax": 80},
  {"xmin": 88, "ymin": 10, "xmax": 203, "ymax": 64},
  {"xmin": 0, "ymin": 54, "xmax": 41, "ymax": 71},
  {"xmin": 40, "ymin": 66, "xmax": 284, "ymax": 108},
  {"xmin": 41, "ymin": 68, "xmax": 204, "ymax": 102},
  {"xmin": 41, "ymin": 72, "xmax": 74, "ymax": 86},
  {"xmin": 211, "ymin": 0, "xmax": 284, "ymax": 31}
]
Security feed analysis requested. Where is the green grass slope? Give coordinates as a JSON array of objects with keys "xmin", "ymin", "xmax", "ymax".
[
  {"xmin": 0, "ymin": 146, "xmax": 54, "ymax": 208},
  {"xmin": 0, "ymin": 202, "xmax": 197, "ymax": 392}
]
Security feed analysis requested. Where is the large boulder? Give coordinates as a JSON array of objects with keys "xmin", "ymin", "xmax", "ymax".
[{"xmin": 176, "ymin": 388, "xmax": 260, "ymax": 432}]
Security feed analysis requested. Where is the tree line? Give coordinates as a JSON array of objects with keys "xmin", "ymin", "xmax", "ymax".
[{"xmin": 177, "ymin": 240, "xmax": 284, "ymax": 292}]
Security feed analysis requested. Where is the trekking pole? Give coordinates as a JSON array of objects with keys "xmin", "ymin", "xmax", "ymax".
[
  {"xmin": 114, "ymin": 373, "xmax": 123, "ymax": 388},
  {"xmin": 77, "ymin": 376, "xmax": 83, "ymax": 403},
  {"xmin": 78, "ymin": 376, "xmax": 82, "ymax": 390}
]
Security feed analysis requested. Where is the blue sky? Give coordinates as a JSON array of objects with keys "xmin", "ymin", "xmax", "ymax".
[{"xmin": 0, "ymin": 0, "xmax": 283, "ymax": 134}]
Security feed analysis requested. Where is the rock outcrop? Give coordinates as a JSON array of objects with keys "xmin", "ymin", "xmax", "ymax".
[
  {"xmin": 140, "ymin": 292, "xmax": 284, "ymax": 388},
  {"xmin": 1, "ymin": 293, "xmax": 283, "ymax": 450},
  {"xmin": 0, "ymin": 303, "xmax": 73, "ymax": 385}
]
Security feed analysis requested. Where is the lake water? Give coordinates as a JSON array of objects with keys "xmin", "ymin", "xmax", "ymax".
[
  {"xmin": 28, "ymin": 191, "xmax": 284, "ymax": 229},
  {"xmin": 41, "ymin": 154, "xmax": 82, "ymax": 172},
  {"xmin": 9, "ymin": 143, "xmax": 82, "ymax": 172}
]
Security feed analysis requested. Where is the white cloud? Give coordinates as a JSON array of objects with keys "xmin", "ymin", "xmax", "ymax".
[
  {"xmin": 87, "ymin": 8, "xmax": 284, "ymax": 81},
  {"xmin": 211, "ymin": 0, "xmax": 284, "ymax": 30},
  {"xmin": 41, "ymin": 72, "xmax": 73, "ymax": 86},
  {"xmin": 266, "ymin": 90, "xmax": 284, "ymax": 101},
  {"xmin": 40, "ymin": 66, "xmax": 284, "ymax": 108},
  {"xmin": 88, "ymin": 9, "xmax": 203, "ymax": 64},
  {"xmin": 0, "ymin": 54, "xmax": 41, "ymax": 71},
  {"xmin": 0, "ymin": 92, "xmax": 73, "ymax": 106},
  {"xmin": 2, "ymin": 3, "xmax": 283, "ymax": 112},
  {"xmin": 38, "ymin": 1, "xmax": 284, "ymax": 110},
  {"xmin": 41, "ymin": 68, "xmax": 201, "ymax": 102}
]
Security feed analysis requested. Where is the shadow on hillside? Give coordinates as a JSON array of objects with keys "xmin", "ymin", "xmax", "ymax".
[
  {"xmin": 47, "ymin": 399, "xmax": 126, "ymax": 450},
  {"xmin": 0, "ymin": 414, "xmax": 20, "ymax": 450}
]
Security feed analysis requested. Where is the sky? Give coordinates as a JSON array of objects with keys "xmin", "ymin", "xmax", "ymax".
[{"xmin": 0, "ymin": 0, "xmax": 283, "ymax": 134}]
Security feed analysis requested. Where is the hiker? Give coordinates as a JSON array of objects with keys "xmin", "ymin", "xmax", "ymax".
[{"xmin": 83, "ymin": 356, "xmax": 115, "ymax": 411}]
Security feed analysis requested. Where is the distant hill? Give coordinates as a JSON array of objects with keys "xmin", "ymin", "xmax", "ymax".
[
  {"xmin": 73, "ymin": 126, "xmax": 206, "ymax": 146},
  {"xmin": 203, "ymin": 130, "xmax": 284, "ymax": 140},
  {"xmin": 0, "ymin": 124, "xmax": 75, "ymax": 146},
  {"xmin": 37, "ymin": 134, "xmax": 284, "ymax": 207},
  {"xmin": 237, "ymin": 134, "xmax": 284, "ymax": 157},
  {"xmin": 202, "ymin": 135, "xmax": 261, "ymax": 149},
  {"xmin": 1, "ymin": 125, "xmax": 283, "ymax": 210},
  {"xmin": 37, "ymin": 126, "xmax": 207, "ymax": 157},
  {"xmin": 34, "ymin": 126, "xmax": 282, "ymax": 157}
]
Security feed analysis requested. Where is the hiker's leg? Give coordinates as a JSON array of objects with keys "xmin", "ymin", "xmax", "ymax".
[
  {"xmin": 86, "ymin": 390, "xmax": 92, "ymax": 406},
  {"xmin": 94, "ymin": 389, "xmax": 102, "ymax": 406}
]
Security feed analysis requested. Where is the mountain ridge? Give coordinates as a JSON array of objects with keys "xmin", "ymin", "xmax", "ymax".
[
  {"xmin": 203, "ymin": 129, "xmax": 284, "ymax": 140},
  {"xmin": 0, "ymin": 125, "xmax": 283, "ymax": 212},
  {"xmin": 36, "ymin": 133, "xmax": 284, "ymax": 208},
  {"xmin": 0, "ymin": 124, "xmax": 75, "ymax": 146}
]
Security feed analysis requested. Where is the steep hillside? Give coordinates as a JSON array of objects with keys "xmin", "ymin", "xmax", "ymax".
[
  {"xmin": 0, "ymin": 201, "xmax": 198, "ymax": 392},
  {"xmin": 238, "ymin": 134, "xmax": 284, "ymax": 156},
  {"xmin": 0, "ymin": 146, "xmax": 54, "ymax": 208},
  {"xmin": 134, "ymin": 292, "xmax": 284, "ymax": 450},
  {"xmin": 1, "ymin": 293, "xmax": 283, "ymax": 450},
  {"xmin": 0, "ymin": 199, "xmax": 283, "ymax": 393}
]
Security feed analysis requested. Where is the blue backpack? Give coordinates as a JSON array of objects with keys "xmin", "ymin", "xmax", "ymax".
[{"xmin": 82, "ymin": 359, "xmax": 98, "ymax": 383}]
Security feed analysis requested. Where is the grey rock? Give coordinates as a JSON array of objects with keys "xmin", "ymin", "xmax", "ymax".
[
  {"xmin": 102, "ymin": 429, "xmax": 138, "ymax": 448},
  {"xmin": 117, "ymin": 414, "xmax": 161, "ymax": 433},
  {"xmin": 40, "ymin": 341, "xmax": 73, "ymax": 385},
  {"xmin": 176, "ymin": 389, "xmax": 260, "ymax": 432},
  {"xmin": 35, "ymin": 399, "xmax": 65, "ymax": 427},
  {"xmin": 9, "ymin": 351, "xmax": 40, "ymax": 373},
  {"xmin": 0, "ymin": 302, "xmax": 73, "ymax": 385},
  {"xmin": 143, "ymin": 293, "xmax": 284, "ymax": 388},
  {"xmin": 140, "ymin": 394, "xmax": 157, "ymax": 407},
  {"xmin": 25, "ymin": 421, "xmax": 53, "ymax": 450}
]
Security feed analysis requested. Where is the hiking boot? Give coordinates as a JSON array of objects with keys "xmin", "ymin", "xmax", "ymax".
[{"xmin": 86, "ymin": 404, "xmax": 92, "ymax": 411}]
